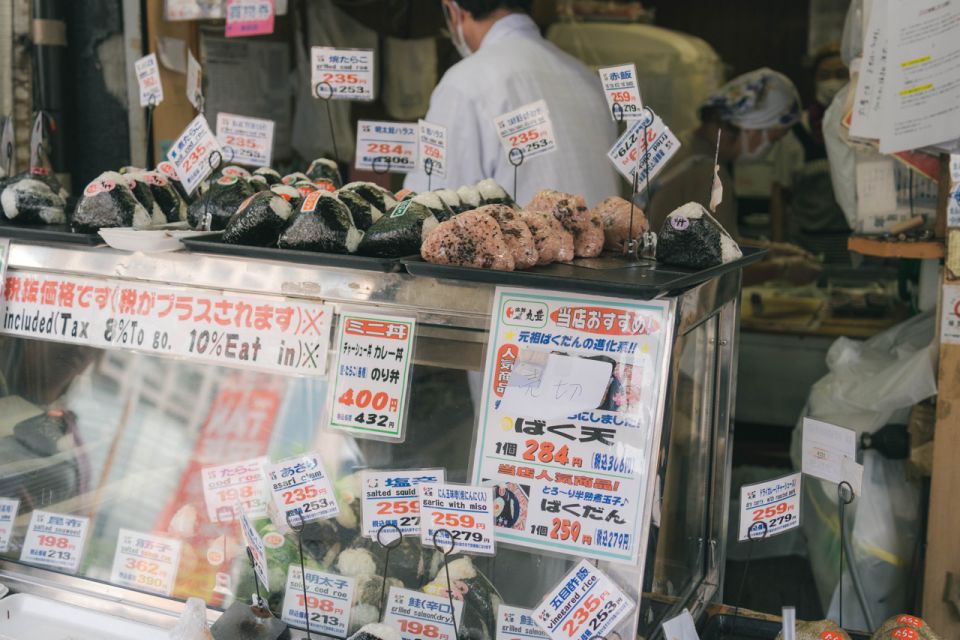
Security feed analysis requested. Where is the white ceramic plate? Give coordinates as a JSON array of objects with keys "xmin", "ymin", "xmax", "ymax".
[{"xmin": 98, "ymin": 228, "xmax": 215, "ymax": 252}]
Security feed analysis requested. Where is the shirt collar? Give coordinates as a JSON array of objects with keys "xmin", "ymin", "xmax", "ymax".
[{"xmin": 479, "ymin": 13, "xmax": 540, "ymax": 50}]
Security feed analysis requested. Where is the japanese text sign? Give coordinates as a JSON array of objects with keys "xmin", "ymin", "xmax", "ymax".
[
  {"xmin": 418, "ymin": 120, "xmax": 448, "ymax": 179},
  {"xmin": 0, "ymin": 498, "xmax": 19, "ymax": 552},
  {"xmin": 110, "ymin": 529, "xmax": 182, "ymax": 596},
  {"xmin": 472, "ymin": 287, "xmax": 670, "ymax": 565},
  {"xmin": 167, "ymin": 114, "xmax": 220, "ymax": 194},
  {"xmin": 265, "ymin": 452, "xmax": 339, "ymax": 525},
  {"xmin": 607, "ymin": 109, "xmax": 680, "ymax": 186},
  {"xmin": 497, "ymin": 605, "xmax": 549, "ymax": 640},
  {"xmin": 329, "ymin": 311, "xmax": 415, "ymax": 440},
  {"xmin": 361, "ymin": 469, "xmax": 445, "ymax": 541},
  {"xmin": 202, "ymin": 456, "xmax": 269, "ymax": 522},
  {"xmin": 281, "ymin": 566, "xmax": 355, "ymax": 636},
  {"xmin": 598, "ymin": 64, "xmax": 643, "ymax": 120},
  {"xmin": 385, "ymin": 586, "xmax": 464, "ymax": 640},
  {"xmin": 533, "ymin": 560, "xmax": 635, "ymax": 640},
  {"xmin": 940, "ymin": 284, "xmax": 960, "ymax": 344},
  {"xmin": 494, "ymin": 100, "xmax": 558, "ymax": 161},
  {"xmin": 737, "ymin": 472, "xmax": 801, "ymax": 541},
  {"xmin": 239, "ymin": 504, "xmax": 270, "ymax": 590},
  {"xmin": 134, "ymin": 53, "xmax": 164, "ymax": 107},
  {"xmin": 419, "ymin": 483, "xmax": 495, "ymax": 555},
  {"xmin": 355, "ymin": 120, "xmax": 417, "ymax": 173},
  {"xmin": 216, "ymin": 112, "xmax": 275, "ymax": 167},
  {"xmin": 187, "ymin": 49, "xmax": 202, "ymax": 109},
  {"xmin": 801, "ymin": 418, "xmax": 856, "ymax": 486},
  {"xmin": 225, "ymin": 0, "xmax": 275, "ymax": 38},
  {"xmin": 20, "ymin": 509, "xmax": 89, "ymax": 574},
  {"xmin": 311, "ymin": 47, "xmax": 375, "ymax": 102}
]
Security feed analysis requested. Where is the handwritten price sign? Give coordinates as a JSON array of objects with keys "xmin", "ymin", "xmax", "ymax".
[
  {"xmin": 216, "ymin": 112, "xmax": 275, "ymax": 167},
  {"xmin": 110, "ymin": 529, "xmax": 182, "ymax": 596},
  {"xmin": 20, "ymin": 510, "xmax": 90, "ymax": 574},
  {"xmin": 167, "ymin": 114, "xmax": 221, "ymax": 194},
  {"xmin": 738, "ymin": 472, "xmax": 801, "ymax": 541},
  {"xmin": 311, "ymin": 47, "xmax": 375, "ymax": 101},
  {"xmin": 598, "ymin": 64, "xmax": 643, "ymax": 120},
  {"xmin": 355, "ymin": 120, "xmax": 417, "ymax": 173},
  {"xmin": 534, "ymin": 561, "xmax": 634, "ymax": 640},
  {"xmin": 494, "ymin": 99, "xmax": 558, "ymax": 161},
  {"xmin": 419, "ymin": 483, "xmax": 495, "ymax": 555},
  {"xmin": 134, "ymin": 53, "xmax": 163, "ymax": 107}
]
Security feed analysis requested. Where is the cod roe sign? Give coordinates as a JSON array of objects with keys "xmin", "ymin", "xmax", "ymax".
[
  {"xmin": 311, "ymin": 47, "xmax": 375, "ymax": 101},
  {"xmin": 167, "ymin": 114, "xmax": 220, "ymax": 194},
  {"xmin": 355, "ymin": 120, "xmax": 417, "ymax": 173}
]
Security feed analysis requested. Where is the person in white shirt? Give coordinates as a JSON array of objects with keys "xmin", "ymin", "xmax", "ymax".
[{"xmin": 403, "ymin": 0, "xmax": 619, "ymax": 206}]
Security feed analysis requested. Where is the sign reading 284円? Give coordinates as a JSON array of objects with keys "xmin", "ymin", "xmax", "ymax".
[{"xmin": 471, "ymin": 287, "xmax": 670, "ymax": 565}]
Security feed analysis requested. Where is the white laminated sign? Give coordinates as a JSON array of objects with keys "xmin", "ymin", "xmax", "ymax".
[
  {"xmin": 494, "ymin": 99, "xmax": 558, "ymax": 161},
  {"xmin": 311, "ymin": 47, "xmax": 375, "ymax": 101},
  {"xmin": 385, "ymin": 586, "xmax": 463, "ymax": 640},
  {"xmin": 167, "ymin": 114, "xmax": 221, "ymax": 194},
  {"xmin": 497, "ymin": 605, "xmax": 548, "ymax": 640},
  {"xmin": 418, "ymin": 120, "xmax": 448, "ymax": 179},
  {"xmin": 533, "ymin": 560, "xmax": 635, "ymax": 640},
  {"xmin": 134, "ymin": 53, "xmax": 164, "ymax": 107},
  {"xmin": 20, "ymin": 510, "xmax": 89, "ymax": 574},
  {"xmin": 110, "ymin": 529, "xmax": 182, "ymax": 596},
  {"xmin": 597, "ymin": 63, "xmax": 643, "ymax": 120},
  {"xmin": 216, "ymin": 112, "xmax": 275, "ymax": 167},
  {"xmin": 281, "ymin": 567, "xmax": 355, "ymax": 636},
  {"xmin": 419, "ymin": 483, "xmax": 495, "ymax": 555},
  {"xmin": 361, "ymin": 469, "xmax": 445, "ymax": 540},
  {"xmin": 737, "ymin": 472, "xmax": 801, "ymax": 541},
  {"xmin": 355, "ymin": 120, "xmax": 417, "ymax": 173},
  {"xmin": 202, "ymin": 456, "xmax": 269, "ymax": 522},
  {"xmin": 265, "ymin": 452, "xmax": 339, "ymax": 526},
  {"xmin": 607, "ymin": 109, "xmax": 680, "ymax": 186},
  {"xmin": 0, "ymin": 498, "xmax": 20, "ymax": 552}
]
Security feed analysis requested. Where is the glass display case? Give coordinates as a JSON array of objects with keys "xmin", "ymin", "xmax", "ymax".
[{"xmin": 0, "ymin": 240, "xmax": 742, "ymax": 639}]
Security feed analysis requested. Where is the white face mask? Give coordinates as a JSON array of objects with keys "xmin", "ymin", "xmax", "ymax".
[
  {"xmin": 815, "ymin": 79, "xmax": 845, "ymax": 106},
  {"xmin": 739, "ymin": 129, "xmax": 772, "ymax": 161},
  {"xmin": 445, "ymin": 2, "xmax": 473, "ymax": 58}
]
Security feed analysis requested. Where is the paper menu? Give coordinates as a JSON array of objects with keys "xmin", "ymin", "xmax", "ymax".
[{"xmin": 849, "ymin": 0, "xmax": 888, "ymax": 139}]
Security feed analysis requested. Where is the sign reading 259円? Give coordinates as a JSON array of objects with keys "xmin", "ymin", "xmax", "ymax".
[{"xmin": 471, "ymin": 287, "xmax": 671, "ymax": 565}]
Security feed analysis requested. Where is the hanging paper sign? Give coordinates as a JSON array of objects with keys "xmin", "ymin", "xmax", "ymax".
[
  {"xmin": 385, "ymin": 586, "xmax": 464, "ymax": 640},
  {"xmin": 0, "ymin": 498, "xmax": 19, "ymax": 552},
  {"xmin": 225, "ymin": 0, "xmax": 275, "ymax": 38},
  {"xmin": 135, "ymin": 53, "xmax": 164, "ymax": 107},
  {"xmin": 607, "ymin": 109, "xmax": 681, "ymax": 185},
  {"xmin": 419, "ymin": 483, "xmax": 495, "ymax": 555},
  {"xmin": 497, "ymin": 605, "xmax": 549, "ymax": 640},
  {"xmin": 494, "ymin": 99, "xmax": 558, "ymax": 161},
  {"xmin": 418, "ymin": 120, "xmax": 447, "ymax": 179},
  {"xmin": 186, "ymin": 49, "xmax": 203, "ymax": 110},
  {"xmin": 239, "ymin": 505, "xmax": 270, "ymax": 590},
  {"xmin": 29, "ymin": 111, "xmax": 49, "ymax": 176},
  {"xmin": 167, "ymin": 114, "xmax": 220, "ymax": 194},
  {"xmin": 20, "ymin": 510, "xmax": 89, "ymax": 574},
  {"xmin": 801, "ymin": 418, "xmax": 857, "ymax": 485},
  {"xmin": 216, "ymin": 112, "xmax": 275, "ymax": 167},
  {"xmin": 109, "ymin": 529, "xmax": 182, "ymax": 596},
  {"xmin": 737, "ymin": 472, "xmax": 801, "ymax": 541},
  {"xmin": 355, "ymin": 120, "xmax": 417, "ymax": 173},
  {"xmin": 661, "ymin": 609, "xmax": 700, "ymax": 640},
  {"xmin": 265, "ymin": 452, "xmax": 339, "ymax": 525},
  {"xmin": 310, "ymin": 47, "xmax": 375, "ymax": 101},
  {"xmin": 361, "ymin": 469, "xmax": 445, "ymax": 540},
  {"xmin": 0, "ymin": 116, "xmax": 14, "ymax": 176},
  {"xmin": 471, "ymin": 287, "xmax": 670, "ymax": 565},
  {"xmin": 328, "ymin": 311, "xmax": 415, "ymax": 440},
  {"xmin": 202, "ymin": 456, "xmax": 269, "ymax": 522},
  {"xmin": 598, "ymin": 64, "xmax": 643, "ymax": 120},
  {"xmin": 533, "ymin": 560, "xmax": 635, "ymax": 640},
  {"xmin": 281, "ymin": 567, "xmax": 355, "ymax": 636}
]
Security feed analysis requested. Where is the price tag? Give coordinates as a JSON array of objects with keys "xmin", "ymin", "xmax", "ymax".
[
  {"xmin": 109, "ymin": 529, "xmax": 182, "ymax": 596},
  {"xmin": 361, "ymin": 469, "xmax": 445, "ymax": 540},
  {"xmin": 418, "ymin": 120, "xmax": 447, "ymax": 179},
  {"xmin": 738, "ymin": 472, "xmax": 801, "ymax": 541},
  {"xmin": 494, "ymin": 99, "xmax": 558, "ymax": 161},
  {"xmin": 134, "ymin": 53, "xmax": 164, "ymax": 107},
  {"xmin": 328, "ymin": 311, "xmax": 415, "ymax": 440},
  {"xmin": 947, "ymin": 154, "xmax": 960, "ymax": 227},
  {"xmin": 419, "ymin": 483, "xmax": 495, "ymax": 555},
  {"xmin": 265, "ymin": 452, "xmax": 339, "ymax": 525},
  {"xmin": 225, "ymin": 0, "xmax": 275, "ymax": 38},
  {"xmin": 0, "ymin": 116, "xmax": 13, "ymax": 176},
  {"xmin": 166, "ymin": 114, "xmax": 221, "ymax": 194},
  {"xmin": 533, "ymin": 560, "xmax": 635, "ymax": 640},
  {"xmin": 385, "ymin": 586, "xmax": 463, "ymax": 640},
  {"xmin": 281, "ymin": 566, "xmax": 355, "ymax": 636},
  {"xmin": 29, "ymin": 111, "xmax": 48, "ymax": 176},
  {"xmin": 661, "ymin": 609, "xmax": 699, "ymax": 640},
  {"xmin": 186, "ymin": 49, "xmax": 202, "ymax": 109},
  {"xmin": 311, "ymin": 47, "xmax": 375, "ymax": 101},
  {"xmin": 355, "ymin": 120, "xmax": 417, "ymax": 173},
  {"xmin": 0, "ymin": 498, "xmax": 19, "ymax": 552},
  {"xmin": 606, "ymin": 108, "xmax": 681, "ymax": 185},
  {"xmin": 598, "ymin": 64, "xmax": 643, "ymax": 120},
  {"xmin": 202, "ymin": 456, "xmax": 269, "ymax": 522},
  {"xmin": 497, "ymin": 605, "xmax": 548, "ymax": 640},
  {"xmin": 239, "ymin": 504, "xmax": 270, "ymax": 590},
  {"xmin": 801, "ymin": 418, "xmax": 856, "ymax": 485},
  {"xmin": 216, "ymin": 112, "xmax": 275, "ymax": 167},
  {"xmin": 20, "ymin": 510, "xmax": 89, "ymax": 574}
]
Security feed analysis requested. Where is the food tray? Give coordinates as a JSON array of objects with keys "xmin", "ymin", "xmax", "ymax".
[
  {"xmin": 181, "ymin": 233, "xmax": 410, "ymax": 273},
  {"xmin": 699, "ymin": 614, "xmax": 870, "ymax": 640},
  {"xmin": 402, "ymin": 246, "xmax": 766, "ymax": 299},
  {"xmin": 0, "ymin": 593, "xmax": 169, "ymax": 640},
  {"xmin": 0, "ymin": 219, "xmax": 101, "ymax": 246}
]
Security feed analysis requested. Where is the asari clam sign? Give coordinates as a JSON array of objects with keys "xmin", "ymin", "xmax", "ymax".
[{"xmin": 472, "ymin": 287, "xmax": 670, "ymax": 565}]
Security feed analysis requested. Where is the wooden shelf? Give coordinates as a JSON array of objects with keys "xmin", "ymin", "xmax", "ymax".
[{"xmin": 848, "ymin": 235, "xmax": 944, "ymax": 259}]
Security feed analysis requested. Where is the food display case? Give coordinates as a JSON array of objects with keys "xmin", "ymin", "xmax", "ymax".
[{"xmin": 0, "ymin": 239, "xmax": 748, "ymax": 639}]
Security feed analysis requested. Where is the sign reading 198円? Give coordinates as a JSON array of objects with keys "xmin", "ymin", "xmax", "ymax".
[{"xmin": 471, "ymin": 287, "xmax": 670, "ymax": 565}]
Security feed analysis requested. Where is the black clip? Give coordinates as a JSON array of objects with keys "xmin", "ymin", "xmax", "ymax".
[
  {"xmin": 372, "ymin": 156, "xmax": 392, "ymax": 175},
  {"xmin": 611, "ymin": 102, "xmax": 625, "ymax": 123},
  {"xmin": 286, "ymin": 511, "xmax": 312, "ymax": 639},
  {"xmin": 376, "ymin": 522, "xmax": 403, "ymax": 621},
  {"xmin": 432, "ymin": 528, "xmax": 459, "ymax": 639},
  {"xmin": 246, "ymin": 546, "xmax": 266, "ymax": 612},
  {"xmin": 424, "ymin": 157, "xmax": 434, "ymax": 192},
  {"xmin": 508, "ymin": 148, "xmax": 524, "ymax": 204}
]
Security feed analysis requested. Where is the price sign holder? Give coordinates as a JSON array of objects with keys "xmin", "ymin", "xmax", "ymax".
[
  {"xmin": 837, "ymin": 480, "xmax": 854, "ymax": 629},
  {"xmin": 314, "ymin": 82, "xmax": 341, "ymax": 165},
  {"xmin": 612, "ymin": 104, "xmax": 655, "ymax": 261},
  {"xmin": 376, "ymin": 522, "xmax": 403, "ymax": 620},
  {"xmin": 508, "ymin": 148, "xmax": 523, "ymax": 203},
  {"xmin": 286, "ymin": 512, "xmax": 313, "ymax": 639},
  {"xmin": 731, "ymin": 522, "xmax": 768, "ymax": 636},
  {"xmin": 145, "ymin": 94, "xmax": 158, "ymax": 163},
  {"xmin": 372, "ymin": 155, "xmax": 392, "ymax": 175},
  {"xmin": 432, "ymin": 528, "xmax": 460, "ymax": 639},
  {"xmin": 202, "ymin": 150, "xmax": 225, "ymax": 231},
  {"xmin": 424, "ymin": 157, "xmax": 434, "ymax": 192}
]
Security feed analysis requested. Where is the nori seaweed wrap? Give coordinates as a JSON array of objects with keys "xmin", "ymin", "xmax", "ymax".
[
  {"xmin": 357, "ymin": 199, "xmax": 438, "ymax": 258},
  {"xmin": 301, "ymin": 518, "xmax": 344, "ymax": 569},
  {"xmin": 253, "ymin": 166, "xmax": 283, "ymax": 186},
  {"xmin": 434, "ymin": 188, "xmax": 464, "ymax": 214},
  {"xmin": 423, "ymin": 557, "xmax": 501, "ymax": 640},
  {"xmin": 412, "ymin": 191, "xmax": 456, "ymax": 222},
  {"xmin": 135, "ymin": 171, "xmax": 186, "ymax": 223},
  {"xmin": 456, "ymin": 185, "xmax": 482, "ymax": 211},
  {"xmin": 477, "ymin": 179, "xmax": 514, "ymax": 207},
  {"xmin": 155, "ymin": 160, "xmax": 190, "ymax": 202},
  {"xmin": 306, "ymin": 157, "xmax": 342, "ymax": 188},
  {"xmin": 336, "ymin": 189, "xmax": 384, "ymax": 231},
  {"xmin": 341, "ymin": 181, "xmax": 398, "ymax": 214},
  {"xmin": 1, "ymin": 172, "xmax": 67, "ymax": 225},
  {"xmin": 73, "ymin": 171, "xmax": 152, "ymax": 232},
  {"xmin": 122, "ymin": 173, "xmax": 166, "ymax": 226},
  {"xmin": 222, "ymin": 191, "xmax": 293, "ymax": 246},
  {"xmin": 211, "ymin": 164, "xmax": 252, "ymax": 181},
  {"xmin": 187, "ymin": 175, "xmax": 256, "ymax": 230},
  {"xmin": 248, "ymin": 175, "xmax": 272, "ymax": 192},
  {"xmin": 656, "ymin": 201, "xmax": 742, "ymax": 269},
  {"xmin": 270, "ymin": 184, "xmax": 303, "ymax": 210},
  {"xmin": 277, "ymin": 191, "xmax": 363, "ymax": 253}
]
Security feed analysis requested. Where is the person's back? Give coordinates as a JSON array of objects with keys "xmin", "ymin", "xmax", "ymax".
[{"xmin": 405, "ymin": 13, "xmax": 619, "ymax": 206}]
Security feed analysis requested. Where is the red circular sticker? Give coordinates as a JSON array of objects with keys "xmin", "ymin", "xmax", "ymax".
[
  {"xmin": 888, "ymin": 629, "xmax": 918, "ymax": 640},
  {"xmin": 84, "ymin": 179, "xmax": 115, "ymax": 196},
  {"xmin": 222, "ymin": 166, "xmax": 247, "ymax": 178},
  {"xmin": 237, "ymin": 194, "xmax": 257, "ymax": 212},
  {"xmin": 314, "ymin": 179, "xmax": 336, "ymax": 193},
  {"xmin": 895, "ymin": 616, "xmax": 923, "ymax": 628},
  {"xmin": 263, "ymin": 532, "xmax": 285, "ymax": 549},
  {"xmin": 157, "ymin": 161, "xmax": 176, "ymax": 178},
  {"xmin": 297, "ymin": 185, "xmax": 316, "ymax": 197},
  {"xmin": 217, "ymin": 175, "xmax": 238, "ymax": 186},
  {"xmin": 821, "ymin": 633, "xmax": 846, "ymax": 640},
  {"xmin": 281, "ymin": 174, "xmax": 297, "ymax": 185},
  {"xmin": 143, "ymin": 172, "xmax": 168, "ymax": 187}
]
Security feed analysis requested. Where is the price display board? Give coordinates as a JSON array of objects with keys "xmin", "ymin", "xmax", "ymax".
[
  {"xmin": 419, "ymin": 483, "xmax": 495, "ymax": 555},
  {"xmin": 110, "ymin": 529, "xmax": 182, "ymax": 596},
  {"xmin": 497, "ymin": 605, "xmax": 548, "ymax": 640},
  {"xmin": 738, "ymin": 472, "xmax": 801, "ymax": 541},
  {"xmin": 606, "ymin": 109, "xmax": 680, "ymax": 186},
  {"xmin": 20, "ymin": 510, "xmax": 89, "ymax": 574},
  {"xmin": 533, "ymin": 560, "xmax": 635, "ymax": 640},
  {"xmin": 265, "ymin": 452, "xmax": 339, "ymax": 525},
  {"xmin": 134, "ymin": 53, "xmax": 163, "ymax": 107},
  {"xmin": 361, "ymin": 469, "xmax": 445, "ymax": 540},
  {"xmin": 311, "ymin": 47, "xmax": 375, "ymax": 101},
  {"xmin": 216, "ymin": 112, "xmax": 275, "ymax": 167},
  {"xmin": 385, "ymin": 586, "xmax": 464, "ymax": 640},
  {"xmin": 167, "ymin": 114, "xmax": 221, "ymax": 194},
  {"xmin": 597, "ymin": 64, "xmax": 643, "ymax": 120},
  {"xmin": 225, "ymin": 0, "xmax": 275, "ymax": 38},
  {"xmin": 471, "ymin": 287, "xmax": 670, "ymax": 565},
  {"xmin": 493, "ymin": 100, "xmax": 558, "ymax": 161},
  {"xmin": 355, "ymin": 120, "xmax": 417, "ymax": 173},
  {"xmin": 0, "ymin": 498, "xmax": 19, "ymax": 552},
  {"xmin": 202, "ymin": 456, "xmax": 269, "ymax": 522},
  {"xmin": 418, "ymin": 120, "xmax": 447, "ymax": 178},
  {"xmin": 281, "ymin": 567, "xmax": 355, "ymax": 636},
  {"xmin": 328, "ymin": 311, "xmax": 415, "ymax": 440}
]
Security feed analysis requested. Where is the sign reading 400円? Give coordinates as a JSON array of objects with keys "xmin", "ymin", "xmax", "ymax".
[{"xmin": 471, "ymin": 287, "xmax": 671, "ymax": 565}]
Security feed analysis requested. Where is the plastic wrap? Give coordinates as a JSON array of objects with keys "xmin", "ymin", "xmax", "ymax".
[
  {"xmin": 420, "ymin": 209, "xmax": 514, "ymax": 270},
  {"xmin": 525, "ymin": 189, "xmax": 603, "ymax": 258}
]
